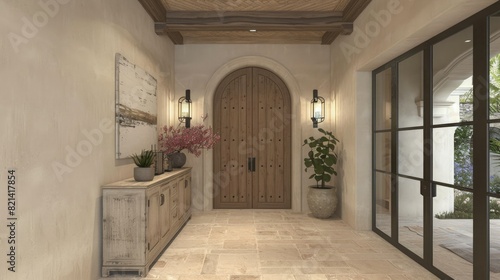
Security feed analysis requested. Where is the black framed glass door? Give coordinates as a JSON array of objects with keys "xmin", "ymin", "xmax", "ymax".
[{"xmin": 372, "ymin": 3, "xmax": 500, "ymax": 279}]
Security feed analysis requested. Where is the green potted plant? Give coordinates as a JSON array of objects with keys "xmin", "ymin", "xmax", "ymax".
[
  {"xmin": 303, "ymin": 128, "xmax": 339, "ymax": 218},
  {"xmin": 131, "ymin": 150, "xmax": 156, "ymax": 181}
]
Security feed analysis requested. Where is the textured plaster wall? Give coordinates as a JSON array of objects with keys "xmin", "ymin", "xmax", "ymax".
[
  {"xmin": 0, "ymin": 0, "xmax": 174, "ymax": 279},
  {"xmin": 331, "ymin": 0, "xmax": 497, "ymax": 230},
  {"xmin": 174, "ymin": 45, "xmax": 331, "ymax": 213}
]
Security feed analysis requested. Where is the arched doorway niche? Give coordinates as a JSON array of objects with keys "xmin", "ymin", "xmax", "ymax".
[{"xmin": 202, "ymin": 56, "xmax": 303, "ymax": 212}]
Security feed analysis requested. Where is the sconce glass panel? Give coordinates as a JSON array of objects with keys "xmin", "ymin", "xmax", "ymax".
[
  {"xmin": 178, "ymin": 89, "xmax": 192, "ymax": 127},
  {"xmin": 311, "ymin": 89, "xmax": 325, "ymax": 128}
]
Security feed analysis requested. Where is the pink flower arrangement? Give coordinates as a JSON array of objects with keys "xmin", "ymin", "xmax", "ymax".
[{"xmin": 158, "ymin": 125, "xmax": 220, "ymax": 157}]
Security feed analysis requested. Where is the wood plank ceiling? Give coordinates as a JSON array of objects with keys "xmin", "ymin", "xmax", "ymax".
[{"xmin": 138, "ymin": 0, "xmax": 371, "ymax": 45}]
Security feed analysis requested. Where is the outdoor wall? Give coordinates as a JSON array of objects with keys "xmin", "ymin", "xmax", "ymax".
[
  {"xmin": 331, "ymin": 0, "xmax": 496, "ymax": 230},
  {"xmin": 0, "ymin": 1, "xmax": 174, "ymax": 279},
  {"xmin": 174, "ymin": 44, "xmax": 331, "ymax": 213}
]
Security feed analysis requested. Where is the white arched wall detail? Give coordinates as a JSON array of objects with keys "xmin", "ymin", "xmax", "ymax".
[{"xmin": 202, "ymin": 56, "xmax": 303, "ymax": 212}]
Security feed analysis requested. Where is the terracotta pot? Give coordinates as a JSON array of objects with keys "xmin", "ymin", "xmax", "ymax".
[
  {"xmin": 168, "ymin": 152, "xmax": 187, "ymax": 168},
  {"xmin": 307, "ymin": 186, "xmax": 338, "ymax": 218},
  {"xmin": 134, "ymin": 167, "xmax": 154, "ymax": 181}
]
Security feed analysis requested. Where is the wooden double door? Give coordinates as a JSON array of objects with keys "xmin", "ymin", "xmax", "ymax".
[{"xmin": 213, "ymin": 67, "xmax": 291, "ymax": 209}]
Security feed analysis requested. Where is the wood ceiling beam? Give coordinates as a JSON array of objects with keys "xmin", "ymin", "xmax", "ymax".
[
  {"xmin": 322, "ymin": 31, "xmax": 341, "ymax": 45},
  {"xmin": 343, "ymin": 0, "xmax": 372, "ymax": 22},
  {"xmin": 155, "ymin": 11, "xmax": 352, "ymax": 32},
  {"xmin": 138, "ymin": 0, "xmax": 184, "ymax": 44},
  {"xmin": 322, "ymin": 0, "xmax": 372, "ymax": 45},
  {"xmin": 138, "ymin": 0, "xmax": 166, "ymax": 21}
]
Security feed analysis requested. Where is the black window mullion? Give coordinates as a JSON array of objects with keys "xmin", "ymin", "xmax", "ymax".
[
  {"xmin": 423, "ymin": 46, "xmax": 434, "ymax": 267},
  {"xmin": 473, "ymin": 17, "xmax": 490, "ymax": 280},
  {"xmin": 391, "ymin": 62, "xmax": 399, "ymax": 241},
  {"xmin": 372, "ymin": 71, "xmax": 377, "ymax": 231}
]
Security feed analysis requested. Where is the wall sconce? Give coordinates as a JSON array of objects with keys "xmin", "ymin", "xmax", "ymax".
[
  {"xmin": 311, "ymin": 89, "xmax": 325, "ymax": 128},
  {"xmin": 178, "ymin": 89, "xmax": 192, "ymax": 128}
]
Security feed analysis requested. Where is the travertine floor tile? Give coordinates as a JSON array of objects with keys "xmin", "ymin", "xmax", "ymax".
[
  {"xmin": 217, "ymin": 254, "xmax": 260, "ymax": 275},
  {"xmin": 224, "ymin": 239, "xmax": 257, "ymax": 250},
  {"xmin": 201, "ymin": 254, "xmax": 219, "ymax": 274},
  {"xmin": 261, "ymin": 274, "xmax": 295, "ymax": 280},
  {"xmin": 344, "ymin": 260, "xmax": 405, "ymax": 274},
  {"xmin": 131, "ymin": 210, "xmax": 440, "ymax": 280}
]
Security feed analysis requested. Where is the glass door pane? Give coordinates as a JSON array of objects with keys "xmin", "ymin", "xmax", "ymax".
[
  {"xmin": 375, "ymin": 172, "xmax": 392, "ymax": 237},
  {"xmin": 399, "ymin": 52, "xmax": 423, "ymax": 128},
  {"xmin": 433, "ymin": 125, "xmax": 473, "ymax": 189},
  {"xmin": 375, "ymin": 68, "xmax": 393, "ymax": 130},
  {"xmin": 490, "ymin": 124, "xmax": 500, "ymax": 193},
  {"xmin": 433, "ymin": 27, "xmax": 473, "ymax": 125},
  {"xmin": 398, "ymin": 130, "xmax": 423, "ymax": 178},
  {"xmin": 375, "ymin": 132, "xmax": 391, "ymax": 172},
  {"xmin": 433, "ymin": 185, "xmax": 473, "ymax": 279},
  {"xmin": 490, "ymin": 13, "xmax": 500, "ymax": 120},
  {"xmin": 398, "ymin": 177, "xmax": 423, "ymax": 257},
  {"xmin": 490, "ymin": 197, "xmax": 500, "ymax": 280}
]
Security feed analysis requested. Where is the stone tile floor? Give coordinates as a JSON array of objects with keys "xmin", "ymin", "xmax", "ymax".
[
  {"xmin": 108, "ymin": 210, "xmax": 439, "ymax": 280},
  {"xmin": 377, "ymin": 208, "xmax": 500, "ymax": 280}
]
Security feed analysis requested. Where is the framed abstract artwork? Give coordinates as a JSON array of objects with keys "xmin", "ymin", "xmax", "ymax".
[{"xmin": 115, "ymin": 53, "xmax": 157, "ymax": 159}]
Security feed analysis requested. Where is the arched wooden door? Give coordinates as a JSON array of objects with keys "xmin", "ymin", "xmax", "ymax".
[{"xmin": 213, "ymin": 67, "xmax": 291, "ymax": 209}]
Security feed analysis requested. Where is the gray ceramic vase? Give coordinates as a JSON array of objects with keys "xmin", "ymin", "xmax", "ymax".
[{"xmin": 168, "ymin": 152, "xmax": 187, "ymax": 168}]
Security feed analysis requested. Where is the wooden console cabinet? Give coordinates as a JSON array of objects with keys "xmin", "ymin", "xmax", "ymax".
[{"xmin": 101, "ymin": 168, "xmax": 192, "ymax": 277}]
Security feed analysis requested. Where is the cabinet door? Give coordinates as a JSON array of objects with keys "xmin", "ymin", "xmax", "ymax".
[
  {"xmin": 146, "ymin": 189, "xmax": 160, "ymax": 253},
  {"xmin": 159, "ymin": 184, "xmax": 170, "ymax": 238},
  {"xmin": 170, "ymin": 181, "xmax": 179, "ymax": 223},
  {"xmin": 102, "ymin": 189, "xmax": 146, "ymax": 266},
  {"xmin": 184, "ymin": 176, "xmax": 191, "ymax": 213},
  {"xmin": 177, "ymin": 178, "xmax": 185, "ymax": 219}
]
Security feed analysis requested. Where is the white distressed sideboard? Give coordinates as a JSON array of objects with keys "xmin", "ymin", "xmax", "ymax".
[{"xmin": 101, "ymin": 167, "xmax": 192, "ymax": 277}]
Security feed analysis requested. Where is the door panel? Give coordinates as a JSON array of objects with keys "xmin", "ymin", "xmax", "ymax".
[
  {"xmin": 214, "ymin": 68, "xmax": 253, "ymax": 209},
  {"xmin": 252, "ymin": 68, "xmax": 291, "ymax": 208},
  {"xmin": 214, "ymin": 67, "xmax": 291, "ymax": 209}
]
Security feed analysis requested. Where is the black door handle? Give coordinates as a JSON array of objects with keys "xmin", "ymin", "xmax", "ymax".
[{"xmin": 248, "ymin": 157, "xmax": 256, "ymax": 172}]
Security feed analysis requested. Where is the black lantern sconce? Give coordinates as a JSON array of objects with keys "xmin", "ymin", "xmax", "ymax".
[
  {"xmin": 178, "ymin": 89, "xmax": 192, "ymax": 128},
  {"xmin": 311, "ymin": 89, "xmax": 325, "ymax": 128}
]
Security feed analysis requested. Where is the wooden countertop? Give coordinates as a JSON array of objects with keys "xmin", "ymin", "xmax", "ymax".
[{"xmin": 103, "ymin": 167, "xmax": 191, "ymax": 189}]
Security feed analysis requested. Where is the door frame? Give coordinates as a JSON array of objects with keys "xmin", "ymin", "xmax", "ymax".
[{"xmin": 201, "ymin": 56, "xmax": 303, "ymax": 212}]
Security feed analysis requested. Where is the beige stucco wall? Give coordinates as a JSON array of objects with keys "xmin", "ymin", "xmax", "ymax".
[
  {"xmin": 174, "ymin": 45, "xmax": 332, "ymax": 213},
  {"xmin": 0, "ymin": 0, "xmax": 174, "ymax": 279},
  {"xmin": 331, "ymin": 0, "xmax": 497, "ymax": 230},
  {"xmin": 1, "ymin": 0, "xmax": 498, "ymax": 278}
]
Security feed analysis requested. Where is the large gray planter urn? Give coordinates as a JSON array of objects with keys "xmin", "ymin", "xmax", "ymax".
[
  {"xmin": 134, "ymin": 167, "xmax": 155, "ymax": 181},
  {"xmin": 307, "ymin": 186, "xmax": 338, "ymax": 218}
]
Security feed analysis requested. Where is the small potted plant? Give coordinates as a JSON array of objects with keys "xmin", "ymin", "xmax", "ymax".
[
  {"xmin": 131, "ymin": 150, "xmax": 155, "ymax": 181},
  {"xmin": 303, "ymin": 128, "xmax": 339, "ymax": 218}
]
